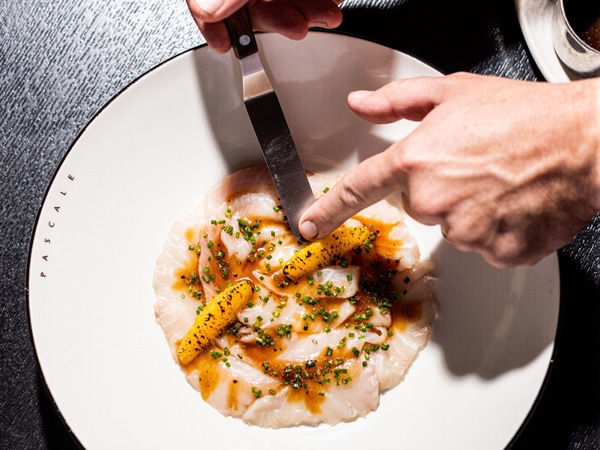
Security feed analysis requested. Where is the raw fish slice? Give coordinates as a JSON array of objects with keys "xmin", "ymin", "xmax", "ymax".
[
  {"xmin": 371, "ymin": 286, "xmax": 438, "ymax": 390},
  {"xmin": 153, "ymin": 199, "xmax": 204, "ymax": 354},
  {"xmin": 187, "ymin": 341, "xmax": 281, "ymax": 418},
  {"xmin": 253, "ymin": 265, "xmax": 361, "ymax": 300},
  {"xmin": 154, "ymin": 166, "xmax": 437, "ymax": 428},
  {"xmin": 242, "ymin": 363, "xmax": 380, "ymax": 427},
  {"xmin": 275, "ymin": 327, "xmax": 388, "ymax": 361},
  {"xmin": 354, "ymin": 200, "xmax": 420, "ymax": 267}
]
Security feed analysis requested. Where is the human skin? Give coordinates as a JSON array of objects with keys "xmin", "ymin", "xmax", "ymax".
[
  {"xmin": 299, "ymin": 74, "xmax": 600, "ymax": 268},
  {"xmin": 186, "ymin": 0, "xmax": 600, "ymax": 268},
  {"xmin": 186, "ymin": 0, "xmax": 344, "ymax": 53}
]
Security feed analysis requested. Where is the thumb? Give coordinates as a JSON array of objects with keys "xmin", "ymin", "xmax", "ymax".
[
  {"xmin": 299, "ymin": 146, "xmax": 406, "ymax": 240},
  {"xmin": 187, "ymin": 0, "xmax": 247, "ymax": 18},
  {"xmin": 347, "ymin": 76, "xmax": 442, "ymax": 124}
]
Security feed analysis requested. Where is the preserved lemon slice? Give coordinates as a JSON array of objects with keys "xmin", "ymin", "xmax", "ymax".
[
  {"xmin": 282, "ymin": 226, "xmax": 371, "ymax": 282},
  {"xmin": 177, "ymin": 279, "xmax": 254, "ymax": 365}
]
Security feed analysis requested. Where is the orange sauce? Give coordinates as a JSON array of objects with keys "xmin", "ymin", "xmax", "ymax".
[
  {"xmin": 391, "ymin": 301, "xmax": 423, "ymax": 333},
  {"xmin": 196, "ymin": 353, "xmax": 221, "ymax": 401},
  {"xmin": 172, "ymin": 227, "xmax": 202, "ymax": 294},
  {"xmin": 172, "ymin": 214, "xmax": 426, "ymax": 414}
]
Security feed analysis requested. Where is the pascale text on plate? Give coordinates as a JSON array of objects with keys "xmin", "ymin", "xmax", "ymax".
[{"xmin": 36, "ymin": 173, "xmax": 76, "ymax": 279}]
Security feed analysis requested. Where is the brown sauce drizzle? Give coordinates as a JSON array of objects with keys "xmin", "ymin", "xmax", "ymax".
[
  {"xmin": 172, "ymin": 227, "xmax": 202, "ymax": 294},
  {"xmin": 174, "ymin": 212, "xmax": 426, "ymax": 415}
]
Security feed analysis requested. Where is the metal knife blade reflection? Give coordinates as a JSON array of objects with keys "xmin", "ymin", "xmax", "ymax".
[{"xmin": 225, "ymin": 7, "xmax": 315, "ymax": 241}]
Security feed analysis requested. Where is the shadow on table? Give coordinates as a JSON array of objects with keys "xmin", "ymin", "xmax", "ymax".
[
  {"xmin": 38, "ymin": 376, "xmax": 82, "ymax": 450},
  {"xmin": 190, "ymin": 31, "xmax": 399, "ymax": 176},
  {"xmin": 429, "ymin": 239, "xmax": 560, "ymax": 379},
  {"xmin": 509, "ymin": 249, "xmax": 600, "ymax": 449}
]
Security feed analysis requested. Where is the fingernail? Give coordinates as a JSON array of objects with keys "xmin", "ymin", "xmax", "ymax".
[
  {"xmin": 349, "ymin": 90, "xmax": 373, "ymax": 99},
  {"xmin": 312, "ymin": 21, "xmax": 330, "ymax": 29},
  {"xmin": 193, "ymin": 0, "xmax": 223, "ymax": 15},
  {"xmin": 300, "ymin": 221, "xmax": 318, "ymax": 240}
]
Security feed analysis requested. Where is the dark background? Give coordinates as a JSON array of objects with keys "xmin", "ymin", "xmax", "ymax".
[{"xmin": 1, "ymin": 0, "xmax": 598, "ymax": 448}]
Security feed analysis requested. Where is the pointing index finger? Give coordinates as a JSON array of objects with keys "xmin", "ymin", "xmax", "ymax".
[{"xmin": 299, "ymin": 146, "xmax": 407, "ymax": 240}]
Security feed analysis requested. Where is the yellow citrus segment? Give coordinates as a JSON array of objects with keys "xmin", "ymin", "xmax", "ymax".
[
  {"xmin": 282, "ymin": 227, "xmax": 370, "ymax": 282},
  {"xmin": 177, "ymin": 279, "xmax": 254, "ymax": 365}
]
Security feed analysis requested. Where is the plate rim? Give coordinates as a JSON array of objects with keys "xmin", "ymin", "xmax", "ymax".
[
  {"xmin": 514, "ymin": 0, "xmax": 571, "ymax": 82},
  {"xmin": 26, "ymin": 30, "xmax": 561, "ymax": 449}
]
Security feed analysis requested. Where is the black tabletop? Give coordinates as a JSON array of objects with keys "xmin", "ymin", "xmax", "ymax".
[{"xmin": 1, "ymin": 0, "xmax": 598, "ymax": 448}]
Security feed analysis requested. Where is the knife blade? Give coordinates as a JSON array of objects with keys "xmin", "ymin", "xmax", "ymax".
[{"xmin": 225, "ymin": 7, "xmax": 315, "ymax": 241}]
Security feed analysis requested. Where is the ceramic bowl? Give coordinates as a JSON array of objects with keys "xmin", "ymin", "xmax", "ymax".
[{"xmin": 552, "ymin": 0, "xmax": 600, "ymax": 77}]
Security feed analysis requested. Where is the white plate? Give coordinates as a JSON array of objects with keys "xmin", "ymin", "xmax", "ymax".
[
  {"xmin": 28, "ymin": 32, "xmax": 559, "ymax": 450},
  {"xmin": 515, "ymin": 0, "xmax": 572, "ymax": 82}
]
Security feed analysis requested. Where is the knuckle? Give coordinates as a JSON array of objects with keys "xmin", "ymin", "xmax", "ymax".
[
  {"xmin": 442, "ymin": 212, "xmax": 496, "ymax": 253},
  {"xmin": 337, "ymin": 177, "xmax": 368, "ymax": 211},
  {"xmin": 406, "ymin": 189, "xmax": 448, "ymax": 222}
]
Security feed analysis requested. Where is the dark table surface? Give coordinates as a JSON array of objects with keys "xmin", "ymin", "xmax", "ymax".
[{"xmin": 1, "ymin": 0, "xmax": 599, "ymax": 448}]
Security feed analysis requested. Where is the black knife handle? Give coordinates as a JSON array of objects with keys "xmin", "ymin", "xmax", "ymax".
[{"xmin": 225, "ymin": 6, "xmax": 258, "ymax": 59}]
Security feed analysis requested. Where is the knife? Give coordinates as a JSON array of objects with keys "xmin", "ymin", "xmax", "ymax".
[{"xmin": 225, "ymin": 7, "xmax": 315, "ymax": 241}]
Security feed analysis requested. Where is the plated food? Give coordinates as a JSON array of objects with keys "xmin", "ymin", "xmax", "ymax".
[
  {"xmin": 154, "ymin": 166, "xmax": 437, "ymax": 427},
  {"xmin": 28, "ymin": 34, "xmax": 560, "ymax": 448}
]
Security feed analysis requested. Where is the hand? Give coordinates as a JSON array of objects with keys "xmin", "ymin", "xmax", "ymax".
[
  {"xmin": 299, "ymin": 72, "xmax": 600, "ymax": 268},
  {"xmin": 186, "ymin": 0, "xmax": 344, "ymax": 53}
]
